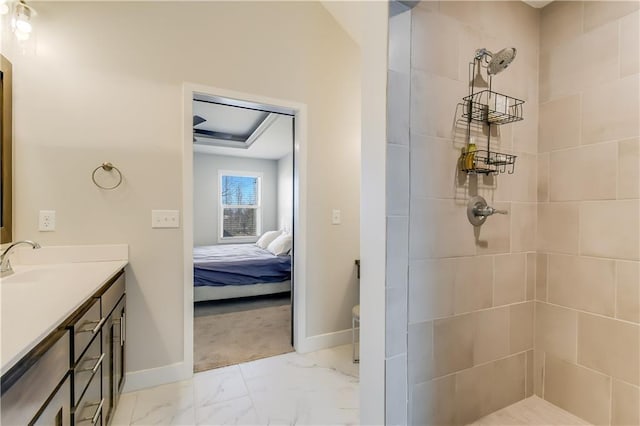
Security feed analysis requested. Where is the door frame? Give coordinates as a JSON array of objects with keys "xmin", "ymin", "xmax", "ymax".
[{"xmin": 181, "ymin": 83, "xmax": 308, "ymax": 375}]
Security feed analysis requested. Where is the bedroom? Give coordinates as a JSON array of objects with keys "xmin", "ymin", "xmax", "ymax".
[{"xmin": 191, "ymin": 95, "xmax": 295, "ymax": 372}]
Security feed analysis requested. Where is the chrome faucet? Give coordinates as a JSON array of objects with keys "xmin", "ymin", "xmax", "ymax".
[
  {"xmin": 467, "ymin": 196, "xmax": 508, "ymax": 226},
  {"xmin": 0, "ymin": 240, "xmax": 41, "ymax": 278}
]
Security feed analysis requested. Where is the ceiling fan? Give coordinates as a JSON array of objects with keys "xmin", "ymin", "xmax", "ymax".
[{"xmin": 193, "ymin": 115, "xmax": 206, "ymax": 142}]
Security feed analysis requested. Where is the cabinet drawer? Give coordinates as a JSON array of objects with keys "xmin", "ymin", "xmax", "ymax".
[
  {"xmin": 74, "ymin": 364, "xmax": 103, "ymax": 425},
  {"xmin": 31, "ymin": 375, "xmax": 71, "ymax": 426},
  {"xmin": 102, "ymin": 272, "xmax": 125, "ymax": 317},
  {"xmin": 72, "ymin": 299, "xmax": 102, "ymax": 363},
  {"xmin": 1, "ymin": 332, "xmax": 70, "ymax": 426},
  {"xmin": 73, "ymin": 335, "xmax": 104, "ymax": 406}
]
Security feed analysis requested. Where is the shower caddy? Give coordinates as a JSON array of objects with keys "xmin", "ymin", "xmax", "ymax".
[{"xmin": 459, "ymin": 54, "xmax": 524, "ymax": 175}]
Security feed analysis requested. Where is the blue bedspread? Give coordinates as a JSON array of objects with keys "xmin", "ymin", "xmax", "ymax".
[{"xmin": 193, "ymin": 244, "xmax": 291, "ymax": 287}]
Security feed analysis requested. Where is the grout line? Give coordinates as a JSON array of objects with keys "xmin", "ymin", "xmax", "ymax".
[
  {"xmin": 425, "ymin": 350, "xmax": 531, "ymax": 384},
  {"xmin": 540, "ymin": 300, "xmax": 640, "ymax": 327},
  {"xmin": 409, "ymin": 300, "xmax": 533, "ymax": 326}
]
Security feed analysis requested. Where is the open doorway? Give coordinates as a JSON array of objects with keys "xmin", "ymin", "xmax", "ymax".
[{"xmin": 189, "ymin": 93, "xmax": 296, "ymax": 372}]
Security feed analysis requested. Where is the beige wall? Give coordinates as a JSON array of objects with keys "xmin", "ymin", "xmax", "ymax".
[
  {"xmin": 387, "ymin": 2, "xmax": 540, "ymax": 424},
  {"xmin": 535, "ymin": 2, "xmax": 640, "ymax": 425},
  {"xmin": 3, "ymin": 1, "xmax": 360, "ymax": 378}
]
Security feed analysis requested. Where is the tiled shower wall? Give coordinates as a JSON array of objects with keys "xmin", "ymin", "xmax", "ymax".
[
  {"xmin": 386, "ymin": 2, "xmax": 540, "ymax": 425},
  {"xmin": 535, "ymin": 2, "xmax": 640, "ymax": 425}
]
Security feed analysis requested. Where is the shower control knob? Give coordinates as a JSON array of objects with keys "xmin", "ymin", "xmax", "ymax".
[{"xmin": 467, "ymin": 196, "xmax": 508, "ymax": 226}]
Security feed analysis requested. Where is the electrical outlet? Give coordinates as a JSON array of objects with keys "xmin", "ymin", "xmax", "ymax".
[
  {"xmin": 152, "ymin": 210, "xmax": 180, "ymax": 228},
  {"xmin": 39, "ymin": 210, "xmax": 56, "ymax": 231},
  {"xmin": 331, "ymin": 209, "xmax": 341, "ymax": 225}
]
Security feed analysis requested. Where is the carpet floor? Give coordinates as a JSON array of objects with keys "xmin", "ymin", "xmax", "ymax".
[{"xmin": 194, "ymin": 303, "xmax": 293, "ymax": 373}]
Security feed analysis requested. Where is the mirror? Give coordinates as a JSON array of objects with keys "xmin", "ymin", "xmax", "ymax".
[{"xmin": 1, "ymin": 54, "xmax": 12, "ymax": 243}]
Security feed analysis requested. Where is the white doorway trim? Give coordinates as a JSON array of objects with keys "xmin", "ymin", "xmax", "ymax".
[{"xmin": 181, "ymin": 83, "xmax": 308, "ymax": 378}]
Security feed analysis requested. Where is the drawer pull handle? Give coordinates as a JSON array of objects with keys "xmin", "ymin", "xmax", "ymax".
[
  {"xmin": 81, "ymin": 398, "xmax": 104, "ymax": 425},
  {"xmin": 78, "ymin": 317, "xmax": 106, "ymax": 334},
  {"xmin": 79, "ymin": 353, "xmax": 105, "ymax": 375}
]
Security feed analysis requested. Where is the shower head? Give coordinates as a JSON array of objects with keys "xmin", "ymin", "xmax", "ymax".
[{"xmin": 487, "ymin": 47, "xmax": 517, "ymax": 75}]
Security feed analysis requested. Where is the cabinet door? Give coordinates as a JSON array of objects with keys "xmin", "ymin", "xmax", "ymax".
[
  {"xmin": 101, "ymin": 313, "xmax": 114, "ymax": 425},
  {"xmin": 114, "ymin": 298, "xmax": 126, "ymax": 394},
  {"xmin": 31, "ymin": 375, "xmax": 71, "ymax": 426}
]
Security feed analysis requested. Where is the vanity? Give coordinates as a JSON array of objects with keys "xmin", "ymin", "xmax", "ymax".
[{"xmin": 1, "ymin": 261, "xmax": 127, "ymax": 426}]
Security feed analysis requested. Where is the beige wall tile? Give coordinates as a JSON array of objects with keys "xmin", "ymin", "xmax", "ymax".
[
  {"xmin": 539, "ymin": 37, "xmax": 583, "ymax": 102},
  {"xmin": 577, "ymin": 312, "xmax": 640, "ymax": 386},
  {"xmin": 618, "ymin": 138, "xmax": 640, "ymax": 200},
  {"xmin": 547, "ymin": 254, "xmax": 616, "ymax": 316},
  {"xmin": 535, "ymin": 302, "xmax": 577, "ymax": 362},
  {"xmin": 475, "ymin": 202, "xmax": 512, "ymax": 255},
  {"xmin": 549, "ymin": 143, "xmax": 618, "ymax": 201},
  {"xmin": 526, "ymin": 350, "xmax": 534, "ymax": 398},
  {"xmin": 549, "ymin": 148, "xmax": 581, "ymax": 201},
  {"xmin": 411, "ymin": 7, "xmax": 459, "ymax": 80},
  {"xmin": 409, "ymin": 258, "xmax": 455, "ymax": 323},
  {"xmin": 582, "ymin": 74, "xmax": 640, "ymax": 145},
  {"xmin": 411, "ymin": 375, "xmax": 456, "ymax": 426},
  {"xmin": 455, "ymin": 361, "xmax": 493, "ymax": 425},
  {"xmin": 389, "ymin": 10, "xmax": 411, "ymax": 74},
  {"xmin": 537, "ymin": 202, "xmax": 580, "ymax": 254},
  {"xmin": 510, "ymin": 301, "xmax": 534, "ymax": 354},
  {"xmin": 433, "ymin": 313, "xmax": 474, "ymax": 376},
  {"xmin": 580, "ymin": 200, "xmax": 640, "ymax": 261},
  {"xmin": 491, "ymin": 353, "xmax": 527, "ymax": 416},
  {"xmin": 526, "ymin": 252, "xmax": 535, "ymax": 301},
  {"xmin": 612, "ymin": 380, "xmax": 640, "ymax": 426},
  {"xmin": 387, "ymin": 71, "xmax": 410, "ymax": 145},
  {"xmin": 581, "ymin": 21, "xmax": 620, "ymax": 90},
  {"xmin": 409, "ymin": 197, "xmax": 477, "ymax": 259},
  {"xmin": 473, "ymin": 307, "xmax": 510, "ymax": 365},
  {"xmin": 540, "ymin": 1, "xmax": 583, "ymax": 51},
  {"xmin": 410, "ymin": 135, "xmax": 459, "ymax": 199},
  {"xmin": 536, "ymin": 253, "xmax": 548, "ymax": 302},
  {"xmin": 408, "ymin": 321, "xmax": 434, "ymax": 385},
  {"xmin": 583, "ymin": 1, "xmax": 640, "ymax": 32},
  {"xmin": 537, "ymin": 153, "xmax": 549, "ymax": 201},
  {"xmin": 410, "ymin": 69, "xmax": 467, "ymax": 139},
  {"xmin": 510, "ymin": 153, "xmax": 538, "ymax": 203},
  {"xmin": 513, "ymin": 109, "xmax": 539, "ymax": 155},
  {"xmin": 620, "ymin": 11, "xmax": 640, "ymax": 78},
  {"xmin": 544, "ymin": 354, "xmax": 612, "ymax": 426},
  {"xmin": 534, "ymin": 349, "xmax": 544, "ymax": 397},
  {"xmin": 455, "ymin": 353, "xmax": 526, "ymax": 425},
  {"xmin": 494, "ymin": 253, "xmax": 527, "ymax": 306},
  {"xmin": 616, "ymin": 260, "xmax": 640, "ymax": 324},
  {"xmin": 577, "ymin": 142, "xmax": 617, "ymax": 200},
  {"xmin": 454, "ymin": 256, "xmax": 493, "ymax": 315},
  {"xmin": 511, "ymin": 203, "xmax": 537, "ymax": 253},
  {"xmin": 539, "ymin": 95, "xmax": 581, "ymax": 152}
]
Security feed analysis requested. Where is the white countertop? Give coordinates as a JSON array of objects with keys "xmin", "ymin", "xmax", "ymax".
[{"xmin": 0, "ymin": 260, "xmax": 127, "ymax": 375}]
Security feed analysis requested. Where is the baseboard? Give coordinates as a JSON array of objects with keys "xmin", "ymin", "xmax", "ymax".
[
  {"xmin": 297, "ymin": 328, "xmax": 354, "ymax": 354},
  {"xmin": 123, "ymin": 329, "xmax": 354, "ymax": 392},
  {"xmin": 122, "ymin": 361, "xmax": 191, "ymax": 393}
]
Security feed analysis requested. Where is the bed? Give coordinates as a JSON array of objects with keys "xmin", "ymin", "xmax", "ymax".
[{"xmin": 193, "ymin": 243, "xmax": 291, "ymax": 302}]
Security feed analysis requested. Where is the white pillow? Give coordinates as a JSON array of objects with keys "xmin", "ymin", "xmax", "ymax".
[
  {"xmin": 256, "ymin": 230, "xmax": 282, "ymax": 249},
  {"xmin": 267, "ymin": 234, "xmax": 292, "ymax": 256}
]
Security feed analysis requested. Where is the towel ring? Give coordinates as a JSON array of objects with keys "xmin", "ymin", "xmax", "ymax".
[{"xmin": 92, "ymin": 162, "xmax": 123, "ymax": 190}]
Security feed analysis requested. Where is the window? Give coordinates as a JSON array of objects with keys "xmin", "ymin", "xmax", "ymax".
[{"xmin": 219, "ymin": 171, "xmax": 262, "ymax": 241}]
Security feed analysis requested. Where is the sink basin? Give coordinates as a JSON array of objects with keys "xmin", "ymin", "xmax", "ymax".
[
  {"xmin": 1, "ymin": 264, "xmax": 79, "ymax": 285},
  {"xmin": 2, "ymin": 267, "xmax": 53, "ymax": 284}
]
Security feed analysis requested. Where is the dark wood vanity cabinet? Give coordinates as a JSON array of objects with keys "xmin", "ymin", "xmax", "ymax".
[
  {"xmin": 1, "ymin": 269, "xmax": 126, "ymax": 426},
  {"xmin": 101, "ymin": 280, "xmax": 126, "ymax": 424}
]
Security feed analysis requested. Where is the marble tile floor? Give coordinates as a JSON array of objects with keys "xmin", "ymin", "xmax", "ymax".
[
  {"xmin": 469, "ymin": 396, "xmax": 591, "ymax": 426},
  {"xmin": 111, "ymin": 344, "xmax": 359, "ymax": 426}
]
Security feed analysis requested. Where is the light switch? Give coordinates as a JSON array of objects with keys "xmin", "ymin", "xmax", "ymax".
[
  {"xmin": 152, "ymin": 210, "xmax": 180, "ymax": 228},
  {"xmin": 332, "ymin": 209, "xmax": 341, "ymax": 225}
]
